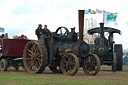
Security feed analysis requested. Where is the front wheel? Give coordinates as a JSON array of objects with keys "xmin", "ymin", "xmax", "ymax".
[
  {"xmin": 60, "ymin": 53, "xmax": 79, "ymax": 76},
  {"xmin": 83, "ymin": 54, "xmax": 100, "ymax": 75}
]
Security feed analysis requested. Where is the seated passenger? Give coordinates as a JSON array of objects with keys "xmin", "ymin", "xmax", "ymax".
[
  {"xmin": 13, "ymin": 35, "xmax": 19, "ymax": 39},
  {"xmin": 0, "ymin": 34, "xmax": 4, "ymax": 40},
  {"xmin": 4, "ymin": 33, "xmax": 8, "ymax": 39},
  {"xmin": 19, "ymin": 34, "xmax": 28, "ymax": 40}
]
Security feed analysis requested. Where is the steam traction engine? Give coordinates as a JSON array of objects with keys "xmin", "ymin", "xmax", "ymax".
[
  {"xmin": 88, "ymin": 23, "xmax": 123, "ymax": 71},
  {"xmin": 23, "ymin": 26, "xmax": 100, "ymax": 76},
  {"xmin": 23, "ymin": 10, "xmax": 100, "ymax": 76}
]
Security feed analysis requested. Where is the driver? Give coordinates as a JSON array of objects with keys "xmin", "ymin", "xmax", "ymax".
[{"xmin": 42, "ymin": 25, "xmax": 51, "ymax": 35}]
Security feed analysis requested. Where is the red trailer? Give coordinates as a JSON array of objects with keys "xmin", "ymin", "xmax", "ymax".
[{"xmin": 0, "ymin": 39, "xmax": 30, "ymax": 71}]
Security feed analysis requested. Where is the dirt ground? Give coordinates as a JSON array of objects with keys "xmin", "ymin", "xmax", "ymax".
[
  {"xmin": 0, "ymin": 65, "xmax": 128, "ymax": 85},
  {"xmin": 7, "ymin": 65, "xmax": 128, "ymax": 76}
]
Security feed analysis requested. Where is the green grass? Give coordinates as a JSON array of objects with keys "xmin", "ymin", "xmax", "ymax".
[{"xmin": 0, "ymin": 66, "xmax": 128, "ymax": 85}]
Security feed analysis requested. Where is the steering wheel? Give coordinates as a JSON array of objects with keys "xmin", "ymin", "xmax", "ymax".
[{"xmin": 55, "ymin": 27, "xmax": 69, "ymax": 39}]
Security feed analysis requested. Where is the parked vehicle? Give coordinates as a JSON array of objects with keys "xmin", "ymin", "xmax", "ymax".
[{"xmin": 88, "ymin": 23, "xmax": 123, "ymax": 72}]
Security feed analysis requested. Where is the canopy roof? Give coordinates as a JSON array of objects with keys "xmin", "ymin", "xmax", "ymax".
[{"xmin": 87, "ymin": 27, "xmax": 121, "ymax": 35}]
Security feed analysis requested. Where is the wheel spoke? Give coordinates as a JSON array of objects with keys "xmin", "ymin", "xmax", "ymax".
[
  {"xmin": 26, "ymin": 57, "xmax": 33, "ymax": 61},
  {"xmin": 31, "ymin": 44, "xmax": 36, "ymax": 53},
  {"xmin": 28, "ymin": 53, "xmax": 32, "ymax": 57},
  {"xmin": 29, "ymin": 60, "xmax": 34, "ymax": 69},
  {"xmin": 70, "ymin": 60, "xmax": 75, "ymax": 66},
  {"xmin": 35, "ymin": 45, "xmax": 39, "ymax": 51},
  {"xmin": 35, "ymin": 58, "xmax": 41, "ymax": 66},
  {"xmin": 63, "ymin": 64, "xmax": 68, "ymax": 67},
  {"xmin": 64, "ymin": 65, "xmax": 68, "ymax": 71},
  {"xmin": 35, "ymin": 52, "xmax": 41, "ymax": 58},
  {"xmin": 27, "ymin": 49, "xmax": 32, "ymax": 54},
  {"xmin": 34, "ymin": 46, "xmax": 40, "ymax": 55},
  {"xmin": 33, "ymin": 46, "xmax": 42, "ymax": 59},
  {"xmin": 91, "ymin": 62, "xmax": 96, "ymax": 67},
  {"xmin": 35, "ymin": 60, "xmax": 39, "ymax": 68},
  {"xmin": 63, "ymin": 60, "xmax": 68, "ymax": 64},
  {"xmin": 33, "ymin": 45, "xmax": 37, "ymax": 56},
  {"xmin": 36, "ymin": 57, "xmax": 41, "ymax": 62}
]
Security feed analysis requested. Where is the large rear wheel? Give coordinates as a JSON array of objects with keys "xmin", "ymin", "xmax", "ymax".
[
  {"xmin": 114, "ymin": 44, "xmax": 123, "ymax": 71},
  {"xmin": 83, "ymin": 54, "xmax": 100, "ymax": 75},
  {"xmin": 60, "ymin": 53, "xmax": 79, "ymax": 76},
  {"xmin": 23, "ymin": 41, "xmax": 48, "ymax": 74}
]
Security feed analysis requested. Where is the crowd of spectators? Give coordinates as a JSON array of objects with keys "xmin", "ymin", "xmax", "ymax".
[
  {"xmin": 0, "ymin": 33, "xmax": 8, "ymax": 40},
  {"xmin": 13, "ymin": 34, "xmax": 28, "ymax": 39},
  {"xmin": 0, "ymin": 33, "xmax": 28, "ymax": 40}
]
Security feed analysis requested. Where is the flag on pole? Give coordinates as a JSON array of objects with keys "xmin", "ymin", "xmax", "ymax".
[
  {"xmin": 88, "ymin": 9, "xmax": 96, "ymax": 14},
  {"xmin": 96, "ymin": 9, "xmax": 102, "ymax": 13},
  {"xmin": 103, "ymin": 11, "xmax": 117, "ymax": 22},
  {"xmin": 84, "ymin": 9, "xmax": 102, "ymax": 14}
]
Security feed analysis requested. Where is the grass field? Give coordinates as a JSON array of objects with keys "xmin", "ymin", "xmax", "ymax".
[{"xmin": 0, "ymin": 66, "xmax": 128, "ymax": 85}]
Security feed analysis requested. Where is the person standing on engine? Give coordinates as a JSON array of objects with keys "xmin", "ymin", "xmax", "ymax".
[
  {"xmin": 35, "ymin": 24, "xmax": 43, "ymax": 40},
  {"xmin": 42, "ymin": 25, "xmax": 51, "ymax": 35}
]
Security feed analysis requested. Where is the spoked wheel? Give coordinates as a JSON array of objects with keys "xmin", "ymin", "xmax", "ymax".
[
  {"xmin": 112, "ymin": 52, "xmax": 117, "ymax": 72},
  {"xmin": 55, "ymin": 27, "xmax": 69, "ymax": 41},
  {"xmin": 0, "ymin": 59, "xmax": 8, "ymax": 71},
  {"xmin": 83, "ymin": 54, "xmax": 100, "ymax": 76},
  {"xmin": 23, "ymin": 41, "xmax": 48, "ymax": 74},
  {"xmin": 60, "ymin": 53, "xmax": 79, "ymax": 76}
]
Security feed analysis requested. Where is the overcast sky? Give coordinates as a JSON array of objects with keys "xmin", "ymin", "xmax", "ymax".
[{"xmin": 0, "ymin": 0, "xmax": 128, "ymax": 48}]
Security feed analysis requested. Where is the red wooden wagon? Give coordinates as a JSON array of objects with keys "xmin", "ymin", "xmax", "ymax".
[{"xmin": 0, "ymin": 39, "xmax": 30, "ymax": 71}]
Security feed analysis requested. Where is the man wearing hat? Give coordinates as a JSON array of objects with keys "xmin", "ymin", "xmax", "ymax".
[{"xmin": 35, "ymin": 24, "xmax": 43, "ymax": 40}]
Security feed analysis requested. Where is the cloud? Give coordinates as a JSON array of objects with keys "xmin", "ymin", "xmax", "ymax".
[
  {"xmin": 0, "ymin": 0, "xmax": 81, "ymax": 37},
  {"xmin": 0, "ymin": 0, "xmax": 128, "ymax": 49}
]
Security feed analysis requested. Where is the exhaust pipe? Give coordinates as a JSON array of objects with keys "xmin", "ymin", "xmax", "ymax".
[
  {"xmin": 78, "ymin": 10, "xmax": 85, "ymax": 41},
  {"xmin": 100, "ymin": 23, "xmax": 104, "ymax": 38}
]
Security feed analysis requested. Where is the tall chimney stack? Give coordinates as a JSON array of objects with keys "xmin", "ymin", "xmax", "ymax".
[
  {"xmin": 99, "ymin": 23, "xmax": 104, "ymax": 38},
  {"xmin": 78, "ymin": 10, "xmax": 85, "ymax": 41}
]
